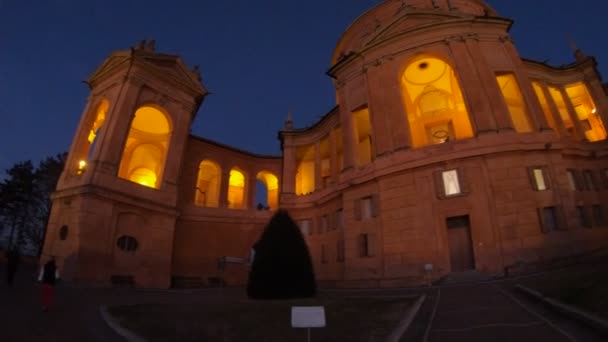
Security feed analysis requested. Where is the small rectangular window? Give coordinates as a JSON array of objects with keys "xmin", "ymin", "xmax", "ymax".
[
  {"xmin": 584, "ymin": 170, "xmax": 597, "ymax": 191},
  {"xmin": 566, "ymin": 169, "xmax": 580, "ymax": 191},
  {"xmin": 576, "ymin": 206, "xmax": 591, "ymax": 228},
  {"xmin": 538, "ymin": 207, "xmax": 558, "ymax": 233},
  {"xmin": 299, "ymin": 219, "xmax": 312, "ymax": 236},
  {"xmin": 358, "ymin": 233, "xmax": 376, "ymax": 257},
  {"xmin": 337, "ymin": 209, "xmax": 344, "ymax": 229},
  {"xmin": 337, "ymin": 240, "xmax": 345, "ymax": 262},
  {"xmin": 321, "ymin": 215, "xmax": 328, "ymax": 233},
  {"xmin": 361, "ymin": 197, "xmax": 373, "ymax": 220},
  {"xmin": 593, "ymin": 205, "xmax": 605, "ymax": 226},
  {"xmin": 321, "ymin": 244, "xmax": 328, "ymax": 264},
  {"xmin": 530, "ymin": 167, "xmax": 548, "ymax": 191},
  {"xmin": 442, "ymin": 170, "xmax": 461, "ymax": 196}
]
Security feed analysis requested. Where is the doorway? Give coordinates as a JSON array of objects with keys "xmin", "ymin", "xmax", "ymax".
[{"xmin": 446, "ymin": 215, "xmax": 475, "ymax": 272}]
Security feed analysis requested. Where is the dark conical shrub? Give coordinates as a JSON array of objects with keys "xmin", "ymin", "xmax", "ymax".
[{"xmin": 247, "ymin": 210, "xmax": 316, "ymax": 299}]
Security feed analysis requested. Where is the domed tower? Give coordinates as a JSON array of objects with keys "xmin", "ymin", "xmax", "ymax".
[
  {"xmin": 42, "ymin": 40, "xmax": 207, "ymax": 288},
  {"xmin": 281, "ymin": 0, "xmax": 608, "ymax": 286}
]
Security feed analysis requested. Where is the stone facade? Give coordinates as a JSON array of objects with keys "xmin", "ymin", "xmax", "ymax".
[{"xmin": 42, "ymin": 0, "xmax": 608, "ymax": 288}]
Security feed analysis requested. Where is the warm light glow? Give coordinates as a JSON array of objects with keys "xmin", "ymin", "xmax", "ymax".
[
  {"xmin": 565, "ymin": 83, "xmax": 606, "ymax": 141},
  {"xmin": 129, "ymin": 168, "xmax": 157, "ymax": 188},
  {"xmin": 88, "ymin": 100, "xmax": 108, "ymax": 143},
  {"xmin": 295, "ymin": 144, "xmax": 315, "ymax": 196},
  {"xmin": 195, "ymin": 160, "xmax": 221, "ymax": 207},
  {"xmin": 353, "ymin": 107, "xmax": 372, "ymax": 166},
  {"xmin": 401, "ymin": 55, "xmax": 474, "ymax": 147},
  {"xmin": 118, "ymin": 105, "xmax": 172, "ymax": 189},
  {"xmin": 496, "ymin": 73, "xmax": 532, "ymax": 132},
  {"xmin": 78, "ymin": 160, "xmax": 86, "ymax": 170},
  {"xmin": 228, "ymin": 169, "xmax": 246, "ymax": 209},
  {"xmin": 533, "ymin": 169, "xmax": 547, "ymax": 191}
]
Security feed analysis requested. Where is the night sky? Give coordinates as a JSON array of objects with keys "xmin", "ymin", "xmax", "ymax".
[{"xmin": 1, "ymin": 0, "xmax": 607, "ymax": 173}]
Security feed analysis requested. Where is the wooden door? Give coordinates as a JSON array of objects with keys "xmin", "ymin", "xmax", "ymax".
[{"xmin": 447, "ymin": 216, "xmax": 475, "ymax": 272}]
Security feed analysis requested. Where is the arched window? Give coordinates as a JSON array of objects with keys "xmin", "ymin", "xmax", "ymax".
[
  {"xmin": 495, "ymin": 73, "xmax": 533, "ymax": 132},
  {"xmin": 295, "ymin": 145, "xmax": 315, "ymax": 195},
  {"xmin": 228, "ymin": 168, "xmax": 246, "ymax": 209},
  {"xmin": 76, "ymin": 99, "xmax": 109, "ymax": 172},
  {"xmin": 401, "ymin": 55, "xmax": 474, "ymax": 147},
  {"xmin": 256, "ymin": 171, "xmax": 279, "ymax": 210},
  {"xmin": 118, "ymin": 105, "xmax": 172, "ymax": 189},
  {"xmin": 565, "ymin": 82, "xmax": 606, "ymax": 142},
  {"xmin": 195, "ymin": 160, "xmax": 221, "ymax": 207}
]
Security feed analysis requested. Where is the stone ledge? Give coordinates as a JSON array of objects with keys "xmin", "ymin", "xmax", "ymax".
[
  {"xmin": 515, "ymin": 284, "xmax": 608, "ymax": 335},
  {"xmin": 99, "ymin": 305, "xmax": 147, "ymax": 342}
]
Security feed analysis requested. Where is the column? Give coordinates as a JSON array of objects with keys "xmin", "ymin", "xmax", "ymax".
[
  {"xmin": 281, "ymin": 136, "xmax": 296, "ymax": 194},
  {"xmin": 219, "ymin": 169, "xmax": 230, "ymax": 208},
  {"xmin": 560, "ymin": 87, "xmax": 586, "ymax": 141},
  {"xmin": 503, "ymin": 41, "xmax": 551, "ymax": 131},
  {"xmin": 448, "ymin": 39, "xmax": 497, "ymax": 134},
  {"xmin": 314, "ymin": 141, "xmax": 322, "ymax": 190},
  {"xmin": 337, "ymin": 90, "xmax": 357, "ymax": 170},
  {"xmin": 540, "ymin": 81, "xmax": 567, "ymax": 137},
  {"xmin": 329, "ymin": 128, "xmax": 338, "ymax": 182},
  {"xmin": 247, "ymin": 173, "xmax": 256, "ymax": 210},
  {"xmin": 364, "ymin": 68, "xmax": 394, "ymax": 156},
  {"xmin": 464, "ymin": 39, "xmax": 514, "ymax": 132}
]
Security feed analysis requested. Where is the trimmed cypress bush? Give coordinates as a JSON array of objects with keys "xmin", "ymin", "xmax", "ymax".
[{"xmin": 247, "ymin": 210, "xmax": 316, "ymax": 299}]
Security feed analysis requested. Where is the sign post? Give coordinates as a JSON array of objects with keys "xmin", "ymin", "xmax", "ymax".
[{"xmin": 291, "ymin": 306, "xmax": 326, "ymax": 342}]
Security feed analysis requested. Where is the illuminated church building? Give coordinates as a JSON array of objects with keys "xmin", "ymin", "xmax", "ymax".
[{"xmin": 43, "ymin": 0, "xmax": 608, "ymax": 288}]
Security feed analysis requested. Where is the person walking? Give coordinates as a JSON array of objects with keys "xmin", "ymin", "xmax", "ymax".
[
  {"xmin": 38, "ymin": 257, "xmax": 60, "ymax": 311},
  {"xmin": 6, "ymin": 249, "xmax": 20, "ymax": 287}
]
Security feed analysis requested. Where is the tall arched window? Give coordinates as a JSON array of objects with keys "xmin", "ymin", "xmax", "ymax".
[
  {"xmin": 228, "ymin": 168, "xmax": 246, "ymax": 209},
  {"xmin": 76, "ymin": 99, "xmax": 109, "ymax": 171},
  {"xmin": 118, "ymin": 105, "xmax": 172, "ymax": 189},
  {"xmin": 401, "ymin": 55, "xmax": 474, "ymax": 147},
  {"xmin": 256, "ymin": 171, "xmax": 279, "ymax": 210},
  {"xmin": 565, "ymin": 82, "xmax": 606, "ymax": 142},
  {"xmin": 195, "ymin": 160, "xmax": 221, "ymax": 207},
  {"xmin": 295, "ymin": 144, "xmax": 315, "ymax": 195}
]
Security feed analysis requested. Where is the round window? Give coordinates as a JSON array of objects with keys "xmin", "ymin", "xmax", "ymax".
[
  {"xmin": 116, "ymin": 235, "xmax": 139, "ymax": 252},
  {"xmin": 59, "ymin": 225, "xmax": 69, "ymax": 241}
]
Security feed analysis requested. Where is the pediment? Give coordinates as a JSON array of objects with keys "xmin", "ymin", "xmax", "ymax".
[
  {"xmin": 364, "ymin": 13, "xmax": 460, "ymax": 47},
  {"xmin": 87, "ymin": 50, "xmax": 207, "ymax": 96}
]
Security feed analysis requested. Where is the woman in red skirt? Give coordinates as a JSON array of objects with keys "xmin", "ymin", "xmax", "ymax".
[{"xmin": 38, "ymin": 257, "xmax": 60, "ymax": 311}]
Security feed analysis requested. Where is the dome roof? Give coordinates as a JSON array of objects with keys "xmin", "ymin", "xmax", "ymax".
[{"xmin": 331, "ymin": 0, "xmax": 499, "ymax": 66}]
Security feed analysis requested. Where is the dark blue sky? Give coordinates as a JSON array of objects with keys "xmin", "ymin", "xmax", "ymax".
[{"xmin": 1, "ymin": 0, "xmax": 606, "ymax": 172}]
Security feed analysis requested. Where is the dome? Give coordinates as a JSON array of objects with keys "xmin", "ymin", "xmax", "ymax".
[{"xmin": 331, "ymin": 0, "xmax": 499, "ymax": 65}]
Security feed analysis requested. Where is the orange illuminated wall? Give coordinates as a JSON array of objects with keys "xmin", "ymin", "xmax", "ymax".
[
  {"xmin": 532, "ymin": 82, "xmax": 559, "ymax": 133},
  {"xmin": 565, "ymin": 82, "xmax": 606, "ymax": 142},
  {"xmin": 228, "ymin": 168, "xmax": 246, "ymax": 209},
  {"xmin": 496, "ymin": 73, "xmax": 533, "ymax": 132},
  {"xmin": 353, "ymin": 107, "xmax": 372, "ymax": 166},
  {"xmin": 195, "ymin": 160, "xmax": 221, "ymax": 207},
  {"xmin": 118, "ymin": 105, "xmax": 172, "ymax": 189},
  {"xmin": 295, "ymin": 144, "xmax": 315, "ymax": 195},
  {"xmin": 401, "ymin": 55, "xmax": 474, "ymax": 147}
]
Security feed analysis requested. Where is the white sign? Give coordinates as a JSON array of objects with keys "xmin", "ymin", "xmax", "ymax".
[{"xmin": 291, "ymin": 306, "xmax": 326, "ymax": 328}]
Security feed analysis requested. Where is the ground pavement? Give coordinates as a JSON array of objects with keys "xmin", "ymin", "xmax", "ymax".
[{"xmin": 0, "ymin": 266, "xmax": 604, "ymax": 341}]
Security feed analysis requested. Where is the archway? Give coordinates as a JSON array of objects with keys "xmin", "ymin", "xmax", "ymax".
[
  {"xmin": 118, "ymin": 105, "xmax": 172, "ymax": 189},
  {"xmin": 195, "ymin": 160, "xmax": 221, "ymax": 207},
  {"xmin": 256, "ymin": 171, "xmax": 279, "ymax": 210},
  {"xmin": 228, "ymin": 168, "xmax": 246, "ymax": 209},
  {"xmin": 401, "ymin": 55, "xmax": 474, "ymax": 147}
]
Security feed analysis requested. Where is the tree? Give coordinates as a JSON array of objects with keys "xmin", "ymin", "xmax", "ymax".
[
  {"xmin": 247, "ymin": 210, "xmax": 316, "ymax": 299},
  {"xmin": 0, "ymin": 153, "xmax": 66, "ymax": 254}
]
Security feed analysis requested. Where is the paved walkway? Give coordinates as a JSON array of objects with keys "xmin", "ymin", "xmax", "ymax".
[{"xmin": 1, "ymin": 266, "xmax": 604, "ymax": 341}]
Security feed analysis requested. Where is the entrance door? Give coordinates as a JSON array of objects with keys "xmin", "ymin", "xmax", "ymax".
[{"xmin": 446, "ymin": 215, "xmax": 475, "ymax": 272}]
